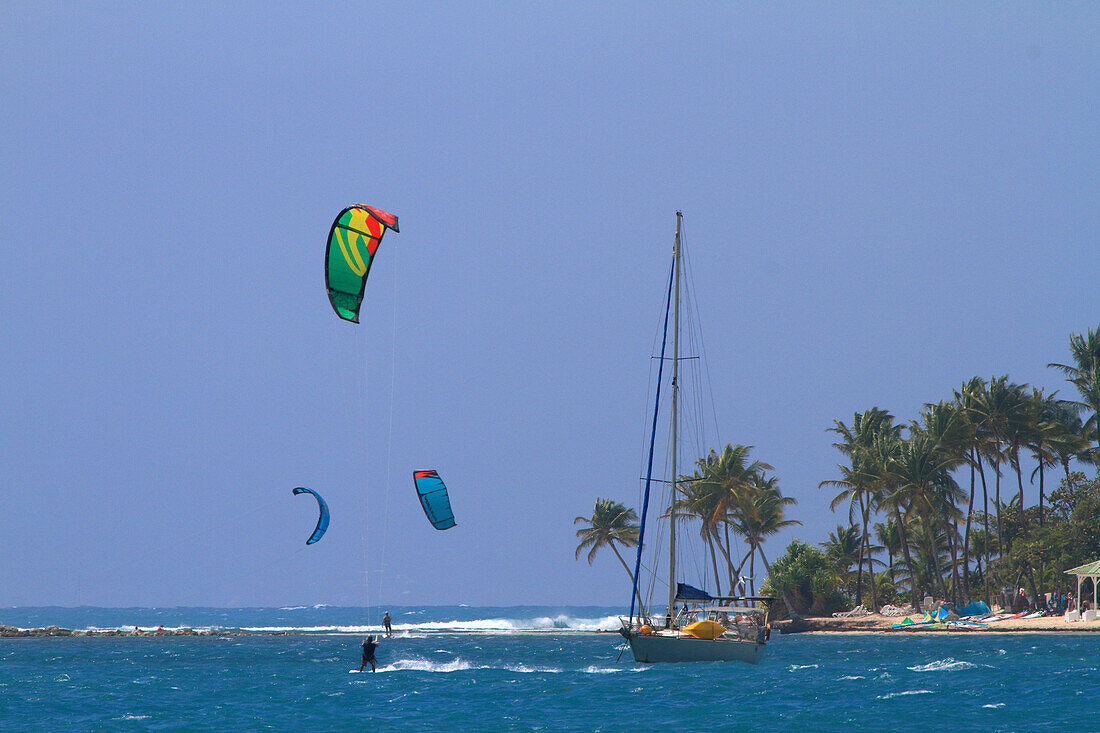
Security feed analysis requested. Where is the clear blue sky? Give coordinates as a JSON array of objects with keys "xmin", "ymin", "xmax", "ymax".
[{"xmin": 2, "ymin": 3, "xmax": 1097, "ymax": 607}]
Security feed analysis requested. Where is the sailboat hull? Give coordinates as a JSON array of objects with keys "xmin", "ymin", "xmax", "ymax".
[{"xmin": 627, "ymin": 633, "xmax": 766, "ymax": 664}]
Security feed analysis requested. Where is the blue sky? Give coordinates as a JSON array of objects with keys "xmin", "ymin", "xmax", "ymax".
[{"xmin": 1, "ymin": 3, "xmax": 1098, "ymax": 607}]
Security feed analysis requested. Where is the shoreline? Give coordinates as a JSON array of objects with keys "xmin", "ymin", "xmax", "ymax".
[
  {"xmin": 0, "ymin": 624, "xmax": 607, "ymax": 638},
  {"xmin": 776, "ymin": 613, "xmax": 1100, "ymax": 634}
]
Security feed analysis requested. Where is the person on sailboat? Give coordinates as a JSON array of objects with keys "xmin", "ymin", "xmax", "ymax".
[{"xmin": 360, "ymin": 636, "xmax": 378, "ymax": 672}]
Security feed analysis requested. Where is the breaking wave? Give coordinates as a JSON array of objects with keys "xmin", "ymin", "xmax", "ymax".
[
  {"xmin": 877, "ymin": 690, "xmax": 934, "ymax": 699},
  {"xmin": 907, "ymin": 658, "xmax": 977, "ymax": 673},
  {"xmin": 241, "ymin": 614, "xmax": 622, "ymax": 635}
]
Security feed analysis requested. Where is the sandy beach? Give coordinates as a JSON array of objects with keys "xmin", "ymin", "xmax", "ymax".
[{"xmin": 780, "ymin": 613, "xmax": 1100, "ymax": 633}]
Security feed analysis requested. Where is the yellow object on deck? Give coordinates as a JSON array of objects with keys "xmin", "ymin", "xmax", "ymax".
[
  {"xmin": 640, "ymin": 624, "xmax": 653, "ymax": 635},
  {"xmin": 683, "ymin": 619, "xmax": 726, "ymax": 640}
]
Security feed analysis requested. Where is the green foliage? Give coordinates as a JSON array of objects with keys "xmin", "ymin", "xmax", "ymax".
[
  {"xmin": 760, "ymin": 540, "xmax": 848, "ymax": 619},
  {"xmin": 981, "ymin": 472, "xmax": 1100, "ymax": 596}
]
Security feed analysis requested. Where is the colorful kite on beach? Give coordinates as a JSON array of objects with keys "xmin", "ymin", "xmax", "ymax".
[
  {"xmin": 292, "ymin": 487, "xmax": 330, "ymax": 545},
  {"xmin": 413, "ymin": 470, "xmax": 456, "ymax": 530},
  {"xmin": 324, "ymin": 204, "xmax": 399, "ymax": 323}
]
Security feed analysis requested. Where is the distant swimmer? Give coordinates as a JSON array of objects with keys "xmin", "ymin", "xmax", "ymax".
[
  {"xmin": 382, "ymin": 612, "xmax": 392, "ymax": 637},
  {"xmin": 360, "ymin": 635, "xmax": 378, "ymax": 672}
]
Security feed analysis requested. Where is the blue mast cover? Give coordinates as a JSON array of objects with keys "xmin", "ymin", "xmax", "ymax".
[
  {"xmin": 413, "ymin": 470, "xmax": 456, "ymax": 530},
  {"xmin": 292, "ymin": 487, "xmax": 330, "ymax": 545}
]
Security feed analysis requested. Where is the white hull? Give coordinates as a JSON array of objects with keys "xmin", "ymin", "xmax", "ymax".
[{"xmin": 627, "ymin": 633, "xmax": 766, "ymax": 664}]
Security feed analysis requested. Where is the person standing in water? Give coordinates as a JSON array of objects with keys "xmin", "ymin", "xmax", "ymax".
[
  {"xmin": 382, "ymin": 611, "xmax": 393, "ymax": 637},
  {"xmin": 359, "ymin": 635, "xmax": 378, "ymax": 672}
]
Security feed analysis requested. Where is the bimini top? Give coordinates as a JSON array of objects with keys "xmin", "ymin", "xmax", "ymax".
[{"xmin": 413, "ymin": 470, "xmax": 456, "ymax": 530}]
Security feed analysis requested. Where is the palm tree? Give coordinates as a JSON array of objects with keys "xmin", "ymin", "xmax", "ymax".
[
  {"xmin": 956, "ymin": 376, "xmax": 1002, "ymax": 601},
  {"xmin": 672, "ymin": 477, "xmax": 728, "ymax": 595},
  {"xmin": 971, "ymin": 376, "xmax": 1028, "ymax": 555},
  {"xmin": 884, "ymin": 432, "xmax": 965, "ymax": 605},
  {"xmin": 952, "ymin": 377, "xmax": 988, "ymax": 601},
  {"xmin": 822, "ymin": 525, "xmax": 862, "ymax": 601},
  {"xmin": 916, "ymin": 400, "xmax": 971, "ymax": 600},
  {"xmin": 823, "ymin": 408, "xmax": 900, "ymax": 607},
  {"xmin": 1049, "ymin": 325, "xmax": 1100, "ymax": 460},
  {"xmin": 574, "ymin": 498, "xmax": 644, "ymax": 613},
  {"xmin": 684, "ymin": 444, "xmax": 773, "ymax": 592},
  {"xmin": 874, "ymin": 517, "xmax": 902, "ymax": 586},
  {"xmin": 1046, "ymin": 401, "xmax": 1092, "ymax": 480},
  {"xmin": 728, "ymin": 473, "xmax": 800, "ymax": 599}
]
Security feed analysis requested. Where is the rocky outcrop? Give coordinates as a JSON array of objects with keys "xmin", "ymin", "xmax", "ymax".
[{"xmin": 0, "ymin": 625, "xmax": 262, "ymax": 638}]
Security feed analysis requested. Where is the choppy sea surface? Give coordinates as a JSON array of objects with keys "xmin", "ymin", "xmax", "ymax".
[{"xmin": 2, "ymin": 606, "xmax": 1098, "ymax": 731}]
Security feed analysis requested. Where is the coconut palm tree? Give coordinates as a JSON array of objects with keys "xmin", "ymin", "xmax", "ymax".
[
  {"xmin": 822, "ymin": 525, "xmax": 862, "ymax": 600},
  {"xmin": 823, "ymin": 408, "xmax": 900, "ymax": 607},
  {"xmin": 672, "ymin": 477, "xmax": 729, "ymax": 595},
  {"xmin": 955, "ymin": 376, "xmax": 1003, "ymax": 599},
  {"xmin": 728, "ymin": 473, "xmax": 800, "ymax": 598},
  {"xmin": 971, "ymin": 376, "xmax": 1028, "ymax": 555},
  {"xmin": 916, "ymin": 400, "xmax": 971, "ymax": 600},
  {"xmin": 574, "ymin": 498, "xmax": 643, "ymax": 612},
  {"xmin": 884, "ymin": 432, "xmax": 965, "ymax": 605},
  {"xmin": 1046, "ymin": 401, "xmax": 1092, "ymax": 480},
  {"xmin": 874, "ymin": 516, "xmax": 902, "ymax": 586},
  {"xmin": 684, "ymin": 444, "xmax": 773, "ymax": 591},
  {"xmin": 951, "ymin": 377, "xmax": 989, "ymax": 601},
  {"xmin": 1049, "ymin": 325, "xmax": 1100, "ymax": 460}
]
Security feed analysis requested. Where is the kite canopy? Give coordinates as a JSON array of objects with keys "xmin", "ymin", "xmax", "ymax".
[
  {"xmin": 413, "ymin": 470, "xmax": 456, "ymax": 530},
  {"xmin": 325, "ymin": 204, "xmax": 399, "ymax": 323},
  {"xmin": 292, "ymin": 487, "xmax": 330, "ymax": 545}
]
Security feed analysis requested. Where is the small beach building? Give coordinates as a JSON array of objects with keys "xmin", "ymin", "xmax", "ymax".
[{"xmin": 1065, "ymin": 560, "xmax": 1100, "ymax": 617}]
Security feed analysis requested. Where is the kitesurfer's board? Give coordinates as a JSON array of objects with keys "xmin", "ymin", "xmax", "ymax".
[{"xmin": 948, "ymin": 619, "xmax": 987, "ymax": 627}]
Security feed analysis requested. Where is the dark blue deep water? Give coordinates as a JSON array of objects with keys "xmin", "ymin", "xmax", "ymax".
[{"xmin": 1, "ymin": 607, "xmax": 1098, "ymax": 730}]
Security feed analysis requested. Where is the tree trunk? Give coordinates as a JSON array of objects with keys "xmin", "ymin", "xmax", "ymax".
[
  {"xmin": 854, "ymin": 496, "xmax": 866, "ymax": 605},
  {"xmin": 962, "ymin": 450, "xmax": 975, "ymax": 601},
  {"xmin": 994, "ymin": 463, "xmax": 1003, "ymax": 559},
  {"xmin": 1013, "ymin": 445, "xmax": 1030, "ymax": 535},
  {"xmin": 724, "ymin": 523, "xmax": 736, "ymax": 591},
  {"xmin": 895, "ymin": 506, "xmax": 919, "ymax": 608},
  {"xmin": 1038, "ymin": 452, "xmax": 1046, "ymax": 599},
  {"xmin": 711, "ymin": 534, "xmax": 741, "ymax": 594},
  {"xmin": 610, "ymin": 544, "xmax": 647, "ymax": 620},
  {"xmin": 976, "ymin": 451, "xmax": 992, "ymax": 604},
  {"xmin": 749, "ymin": 551, "xmax": 757, "ymax": 596},
  {"xmin": 707, "ymin": 532, "xmax": 722, "ymax": 596},
  {"xmin": 1038, "ymin": 451, "xmax": 1046, "ymax": 527},
  {"xmin": 757, "ymin": 545, "xmax": 800, "ymax": 620}
]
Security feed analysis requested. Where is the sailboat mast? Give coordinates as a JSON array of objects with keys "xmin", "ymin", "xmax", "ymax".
[{"xmin": 667, "ymin": 211, "xmax": 682, "ymax": 621}]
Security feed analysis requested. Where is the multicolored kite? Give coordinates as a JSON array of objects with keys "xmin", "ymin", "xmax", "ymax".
[
  {"xmin": 413, "ymin": 470, "xmax": 456, "ymax": 530},
  {"xmin": 325, "ymin": 205, "xmax": 399, "ymax": 323},
  {"xmin": 292, "ymin": 487, "xmax": 330, "ymax": 545}
]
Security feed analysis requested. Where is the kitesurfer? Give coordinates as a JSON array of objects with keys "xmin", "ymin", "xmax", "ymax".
[
  {"xmin": 360, "ymin": 635, "xmax": 378, "ymax": 672},
  {"xmin": 382, "ymin": 612, "xmax": 392, "ymax": 637}
]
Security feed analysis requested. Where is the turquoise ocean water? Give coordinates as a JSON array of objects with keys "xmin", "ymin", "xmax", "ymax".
[{"xmin": 1, "ymin": 606, "xmax": 1098, "ymax": 731}]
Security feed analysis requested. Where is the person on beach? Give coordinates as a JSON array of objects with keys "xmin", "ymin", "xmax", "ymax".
[
  {"xmin": 360, "ymin": 635, "xmax": 378, "ymax": 672},
  {"xmin": 383, "ymin": 612, "xmax": 392, "ymax": 637},
  {"xmin": 1014, "ymin": 588, "xmax": 1030, "ymax": 613}
]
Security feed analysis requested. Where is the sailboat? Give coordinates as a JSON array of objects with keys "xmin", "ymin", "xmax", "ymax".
[{"xmin": 619, "ymin": 212, "xmax": 772, "ymax": 664}]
